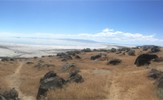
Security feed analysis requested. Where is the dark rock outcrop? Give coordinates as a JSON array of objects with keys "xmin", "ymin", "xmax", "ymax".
[
  {"xmin": 151, "ymin": 46, "xmax": 160, "ymax": 53},
  {"xmin": 147, "ymin": 69, "xmax": 163, "ymax": 100},
  {"xmin": 37, "ymin": 70, "xmax": 84, "ymax": 100},
  {"xmin": 134, "ymin": 54, "xmax": 158, "ymax": 66},
  {"xmin": 66, "ymin": 50, "xmax": 80, "ymax": 56},
  {"xmin": 157, "ymin": 75, "xmax": 163, "ymax": 100},
  {"xmin": 90, "ymin": 54, "xmax": 102, "ymax": 60},
  {"xmin": 148, "ymin": 69, "xmax": 163, "ymax": 80},
  {"xmin": 0, "ymin": 57, "xmax": 14, "ymax": 62},
  {"xmin": 110, "ymin": 48, "xmax": 117, "ymax": 52},
  {"xmin": 61, "ymin": 64, "xmax": 80, "ymax": 73},
  {"xmin": 127, "ymin": 49, "xmax": 135, "ymax": 56},
  {"xmin": 57, "ymin": 53, "xmax": 72, "ymax": 61},
  {"xmin": 107, "ymin": 59, "xmax": 121, "ymax": 65},
  {"xmin": 26, "ymin": 62, "xmax": 34, "ymax": 64},
  {"xmin": 37, "ymin": 71, "xmax": 65, "ymax": 100},
  {"xmin": 34, "ymin": 63, "xmax": 55, "ymax": 69},
  {"xmin": 68, "ymin": 71, "xmax": 84, "ymax": 83},
  {"xmin": 75, "ymin": 55, "xmax": 81, "ymax": 59},
  {"xmin": 90, "ymin": 53, "xmax": 108, "ymax": 61},
  {"xmin": 81, "ymin": 48, "xmax": 91, "ymax": 52},
  {"xmin": 153, "ymin": 57, "xmax": 163, "ymax": 62},
  {"xmin": 0, "ymin": 88, "xmax": 19, "ymax": 100}
]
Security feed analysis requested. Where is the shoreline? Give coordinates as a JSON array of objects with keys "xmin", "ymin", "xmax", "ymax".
[{"xmin": 0, "ymin": 43, "xmax": 119, "ymax": 58}]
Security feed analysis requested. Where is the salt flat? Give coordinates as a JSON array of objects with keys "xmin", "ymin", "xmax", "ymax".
[{"xmin": 0, "ymin": 43, "xmax": 118, "ymax": 57}]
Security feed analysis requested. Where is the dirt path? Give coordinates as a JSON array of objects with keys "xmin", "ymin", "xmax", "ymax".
[
  {"xmin": 108, "ymin": 73, "xmax": 122, "ymax": 100},
  {"xmin": 5, "ymin": 62, "xmax": 35, "ymax": 100},
  {"xmin": 107, "ymin": 69, "xmax": 157, "ymax": 100}
]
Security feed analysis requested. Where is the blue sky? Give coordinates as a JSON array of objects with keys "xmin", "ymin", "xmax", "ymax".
[{"xmin": 0, "ymin": 0, "xmax": 163, "ymax": 46}]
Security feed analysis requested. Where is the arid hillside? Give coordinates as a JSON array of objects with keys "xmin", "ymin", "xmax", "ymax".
[{"xmin": 0, "ymin": 47, "xmax": 163, "ymax": 100}]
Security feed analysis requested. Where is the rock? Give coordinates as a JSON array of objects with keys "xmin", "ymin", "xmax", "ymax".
[
  {"xmin": 134, "ymin": 54, "xmax": 158, "ymax": 66},
  {"xmin": 61, "ymin": 64, "xmax": 80, "ymax": 73},
  {"xmin": 1, "ymin": 57, "xmax": 14, "ymax": 62},
  {"xmin": 33, "ymin": 57, "xmax": 38, "ymax": 59},
  {"xmin": 143, "ymin": 46, "xmax": 149, "ymax": 51},
  {"xmin": 48, "ymin": 55, "xmax": 54, "ymax": 57},
  {"xmin": 81, "ymin": 48, "xmax": 91, "ymax": 52},
  {"xmin": 68, "ymin": 71, "xmax": 84, "ymax": 83},
  {"xmin": 110, "ymin": 48, "xmax": 116, "ymax": 52},
  {"xmin": 66, "ymin": 50, "xmax": 80, "ymax": 56},
  {"xmin": 0, "ymin": 95, "xmax": 6, "ymax": 100},
  {"xmin": 127, "ymin": 49, "xmax": 135, "ymax": 56},
  {"xmin": 116, "ymin": 51, "xmax": 122, "ymax": 54},
  {"xmin": 151, "ymin": 46, "xmax": 160, "ymax": 53},
  {"xmin": 57, "ymin": 53, "xmax": 72, "ymax": 61},
  {"xmin": 37, "ymin": 71, "xmax": 65, "ymax": 100},
  {"xmin": 148, "ymin": 69, "xmax": 163, "ymax": 79},
  {"xmin": 26, "ymin": 62, "xmax": 33, "ymax": 64},
  {"xmin": 75, "ymin": 55, "xmax": 81, "ymax": 59},
  {"xmin": 40, "ymin": 71, "xmax": 57, "ymax": 81},
  {"xmin": 147, "ymin": 69, "xmax": 163, "ymax": 100},
  {"xmin": 118, "ymin": 47, "xmax": 130, "ymax": 52},
  {"xmin": 34, "ymin": 63, "xmax": 55, "ymax": 69},
  {"xmin": 0, "ymin": 88, "xmax": 19, "ymax": 100},
  {"xmin": 153, "ymin": 57, "xmax": 163, "ymax": 62},
  {"xmin": 90, "ymin": 53, "xmax": 107, "ymax": 61},
  {"xmin": 107, "ymin": 59, "xmax": 121, "ymax": 65},
  {"xmin": 157, "ymin": 75, "xmax": 163, "ymax": 100},
  {"xmin": 90, "ymin": 54, "xmax": 101, "ymax": 60}
]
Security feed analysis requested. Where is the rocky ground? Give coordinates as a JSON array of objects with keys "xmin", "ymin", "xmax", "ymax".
[{"xmin": 0, "ymin": 46, "xmax": 163, "ymax": 100}]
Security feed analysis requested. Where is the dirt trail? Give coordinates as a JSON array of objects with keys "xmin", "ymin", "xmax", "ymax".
[
  {"xmin": 5, "ymin": 62, "xmax": 35, "ymax": 100},
  {"xmin": 107, "ymin": 69, "xmax": 150, "ymax": 100},
  {"xmin": 108, "ymin": 73, "xmax": 122, "ymax": 100}
]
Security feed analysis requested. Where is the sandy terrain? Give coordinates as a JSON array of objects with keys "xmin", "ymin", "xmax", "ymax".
[{"xmin": 0, "ymin": 47, "xmax": 162, "ymax": 100}]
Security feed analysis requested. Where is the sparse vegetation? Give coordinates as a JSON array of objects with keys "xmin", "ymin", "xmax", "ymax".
[
  {"xmin": 110, "ymin": 48, "xmax": 116, "ymax": 52},
  {"xmin": 127, "ymin": 49, "xmax": 135, "ymax": 56},
  {"xmin": 0, "ymin": 47, "xmax": 163, "ymax": 100}
]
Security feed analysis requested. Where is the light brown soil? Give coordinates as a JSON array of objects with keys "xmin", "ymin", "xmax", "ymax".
[{"xmin": 0, "ymin": 48, "xmax": 163, "ymax": 100}]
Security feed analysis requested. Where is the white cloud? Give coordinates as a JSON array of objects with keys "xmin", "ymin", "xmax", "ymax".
[{"xmin": 0, "ymin": 28, "xmax": 163, "ymax": 46}]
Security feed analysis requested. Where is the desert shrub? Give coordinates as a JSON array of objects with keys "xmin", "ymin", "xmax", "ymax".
[
  {"xmin": 128, "ymin": 49, "xmax": 135, "ymax": 56},
  {"xmin": 110, "ymin": 48, "xmax": 116, "ymax": 52},
  {"xmin": 82, "ymin": 48, "xmax": 91, "ymax": 52}
]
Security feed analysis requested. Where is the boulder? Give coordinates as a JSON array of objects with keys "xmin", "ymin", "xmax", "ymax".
[
  {"xmin": 118, "ymin": 47, "xmax": 130, "ymax": 52},
  {"xmin": 0, "ymin": 88, "xmax": 19, "ymax": 100},
  {"xmin": 90, "ymin": 54, "xmax": 101, "ymax": 60},
  {"xmin": 68, "ymin": 71, "xmax": 84, "ymax": 83},
  {"xmin": 57, "ymin": 53, "xmax": 72, "ymax": 61},
  {"xmin": 157, "ymin": 75, "xmax": 163, "ymax": 100},
  {"xmin": 151, "ymin": 46, "xmax": 160, "ymax": 53},
  {"xmin": 34, "ymin": 63, "xmax": 55, "ymax": 69},
  {"xmin": 134, "ymin": 54, "xmax": 158, "ymax": 66},
  {"xmin": 110, "ymin": 48, "xmax": 116, "ymax": 52},
  {"xmin": 66, "ymin": 50, "xmax": 80, "ymax": 56},
  {"xmin": 90, "ymin": 53, "xmax": 107, "ymax": 61},
  {"xmin": 153, "ymin": 57, "xmax": 163, "ymax": 62},
  {"xmin": 81, "ymin": 48, "xmax": 91, "ymax": 52},
  {"xmin": 61, "ymin": 64, "xmax": 80, "ymax": 73},
  {"xmin": 75, "ymin": 55, "xmax": 81, "ymax": 59},
  {"xmin": 148, "ymin": 69, "xmax": 163, "ymax": 80},
  {"xmin": 127, "ymin": 49, "xmax": 135, "ymax": 56},
  {"xmin": 26, "ymin": 62, "xmax": 34, "ymax": 64},
  {"xmin": 1, "ymin": 57, "xmax": 14, "ymax": 62},
  {"xmin": 37, "ymin": 71, "xmax": 65, "ymax": 100},
  {"xmin": 107, "ymin": 59, "xmax": 121, "ymax": 65},
  {"xmin": 147, "ymin": 69, "xmax": 163, "ymax": 100}
]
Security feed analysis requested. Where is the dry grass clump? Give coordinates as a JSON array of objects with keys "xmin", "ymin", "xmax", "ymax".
[{"xmin": 46, "ymin": 74, "xmax": 109, "ymax": 100}]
